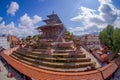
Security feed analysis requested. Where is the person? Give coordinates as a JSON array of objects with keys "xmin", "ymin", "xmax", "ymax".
[
  {"xmin": 7, "ymin": 72, "xmax": 11, "ymax": 78},
  {"xmin": 7, "ymin": 71, "xmax": 15, "ymax": 78},
  {"xmin": 0, "ymin": 66, "xmax": 2, "ymax": 72},
  {"xmin": 11, "ymin": 71, "xmax": 15, "ymax": 77}
]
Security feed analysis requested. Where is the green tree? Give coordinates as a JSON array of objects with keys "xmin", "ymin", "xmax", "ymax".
[
  {"xmin": 99, "ymin": 25, "xmax": 114, "ymax": 47},
  {"xmin": 99, "ymin": 25, "xmax": 120, "ymax": 53},
  {"xmin": 32, "ymin": 35, "xmax": 39, "ymax": 42},
  {"xmin": 99, "ymin": 29, "xmax": 108, "ymax": 45},
  {"xmin": 64, "ymin": 30, "xmax": 71, "ymax": 35},
  {"xmin": 106, "ymin": 25, "xmax": 114, "ymax": 46},
  {"xmin": 25, "ymin": 35, "xmax": 32, "ymax": 42},
  {"xmin": 113, "ymin": 28, "xmax": 120, "ymax": 52}
]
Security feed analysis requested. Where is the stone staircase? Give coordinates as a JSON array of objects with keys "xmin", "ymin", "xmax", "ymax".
[{"xmin": 10, "ymin": 48, "xmax": 97, "ymax": 72}]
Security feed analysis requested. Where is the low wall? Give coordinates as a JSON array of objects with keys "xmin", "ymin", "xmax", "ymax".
[
  {"xmin": 99, "ymin": 62, "xmax": 118, "ymax": 79},
  {"xmin": 114, "ymin": 56, "xmax": 120, "ymax": 67},
  {"xmin": 1, "ymin": 48, "xmax": 118, "ymax": 80}
]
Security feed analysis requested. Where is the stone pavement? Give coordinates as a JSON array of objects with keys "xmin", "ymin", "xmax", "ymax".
[{"xmin": 0, "ymin": 59, "xmax": 23, "ymax": 80}]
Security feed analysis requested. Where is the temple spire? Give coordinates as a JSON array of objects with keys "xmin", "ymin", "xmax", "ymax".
[{"xmin": 43, "ymin": 11, "xmax": 62, "ymax": 24}]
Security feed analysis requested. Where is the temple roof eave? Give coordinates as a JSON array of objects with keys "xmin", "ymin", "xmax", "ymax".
[{"xmin": 36, "ymin": 23, "xmax": 64, "ymax": 30}]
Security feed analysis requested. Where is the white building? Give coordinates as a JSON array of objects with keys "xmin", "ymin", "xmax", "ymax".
[{"xmin": 0, "ymin": 36, "xmax": 10, "ymax": 49}]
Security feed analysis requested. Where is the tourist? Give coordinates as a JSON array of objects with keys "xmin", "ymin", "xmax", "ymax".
[
  {"xmin": 7, "ymin": 72, "xmax": 11, "ymax": 78},
  {"xmin": 11, "ymin": 71, "xmax": 15, "ymax": 77},
  {"xmin": 0, "ymin": 66, "xmax": 2, "ymax": 72},
  {"xmin": 7, "ymin": 71, "xmax": 15, "ymax": 78}
]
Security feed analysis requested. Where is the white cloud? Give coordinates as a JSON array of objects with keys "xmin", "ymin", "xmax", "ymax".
[
  {"xmin": 19, "ymin": 13, "xmax": 33, "ymax": 27},
  {"xmin": 71, "ymin": 7, "xmax": 96, "ymax": 22},
  {"xmin": 19, "ymin": 13, "xmax": 42, "ymax": 28},
  {"xmin": 33, "ymin": 15, "xmax": 42, "ymax": 24},
  {"xmin": 98, "ymin": 0, "xmax": 112, "ymax": 4},
  {"xmin": 0, "ymin": 13, "xmax": 42, "ymax": 37},
  {"xmin": 70, "ymin": 0, "xmax": 120, "ymax": 35},
  {"xmin": 7, "ymin": 2, "xmax": 19, "ymax": 16},
  {"xmin": 0, "ymin": 21, "xmax": 21, "ymax": 36},
  {"xmin": 113, "ymin": 17, "xmax": 120, "ymax": 28}
]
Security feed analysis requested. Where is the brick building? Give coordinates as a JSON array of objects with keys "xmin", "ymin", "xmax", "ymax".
[
  {"xmin": 8, "ymin": 35, "xmax": 19, "ymax": 47},
  {"xmin": 80, "ymin": 34, "xmax": 100, "ymax": 49}
]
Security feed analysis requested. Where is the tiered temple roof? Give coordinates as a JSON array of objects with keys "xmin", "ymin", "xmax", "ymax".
[
  {"xmin": 37, "ymin": 12, "xmax": 65, "ymax": 41},
  {"xmin": 43, "ymin": 11, "xmax": 62, "ymax": 24}
]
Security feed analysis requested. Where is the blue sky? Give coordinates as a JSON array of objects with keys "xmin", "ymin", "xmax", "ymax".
[{"xmin": 0, "ymin": 0, "xmax": 120, "ymax": 37}]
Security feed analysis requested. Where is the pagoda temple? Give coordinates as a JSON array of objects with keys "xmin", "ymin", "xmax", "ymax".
[{"xmin": 37, "ymin": 11, "xmax": 65, "ymax": 41}]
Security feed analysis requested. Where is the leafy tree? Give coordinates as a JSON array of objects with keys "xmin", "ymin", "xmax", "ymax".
[
  {"xmin": 25, "ymin": 35, "xmax": 32, "ymax": 42},
  {"xmin": 99, "ymin": 25, "xmax": 120, "ymax": 53},
  {"xmin": 112, "ymin": 28, "xmax": 120, "ymax": 52},
  {"xmin": 106, "ymin": 25, "xmax": 114, "ymax": 46},
  {"xmin": 99, "ymin": 29, "xmax": 108, "ymax": 45},
  {"xmin": 64, "ymin": 30, "xmax": 71, "ymax": 35},
  {"xmin": 32, "ymin": 35, "xmax": 39, "ymax": 42},
  {"xmin": 99, "ymin": 25, "xmax": 114, "ymax": 47}
]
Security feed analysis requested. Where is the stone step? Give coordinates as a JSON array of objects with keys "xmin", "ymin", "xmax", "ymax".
[
  {"xmin": 32, "ymin": 51, "xmax": 86, "ymax": 57},
  {"xmin": 14, "ymin": 52, "xmax": 91, "ymax": 62},
  {"xmin": 53, "ymin": 50, "xmax": 74, "ymax": 53},
  {"xmin": 17, "ymin": 48, "xmax": 32, "ymax": 53},
  {"xmin": 40, "ymin": 61, "xmax": 94, "ymax": 68},
  {"xmin": 10, "ymin": 55, "xmax": 91, "ymax": 72},
  {"xmin": 13, "ymin": 52, "xmax": 90, "ymax": 62},
  {"xmin": 18, "ymin": 48, "xmax": 47, "ymax": 53},
  {"xmin": 17, "ymin": 48, "xmax": 85, "ymax": 58},
  {"xmin": 40, "ymin": 57, "xmax": 91, "ymax": 62},
  {"xmin": 10, "ymin": 54, "xmax": 33, "ymax": 65},
  {"xmin": 11, "ymin": 53, "xmax": 94, "ymax": 68},
  {"xmin": 20, "ymin": 48, "xmax": 75, "ymax": 53},
  {"xmin": 15, "ymin": 51, "xmax": 86, "ymax": 58},
  {"xmin": 33, "ymin": 49, "xmax": 47, "ymax": 52}
]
